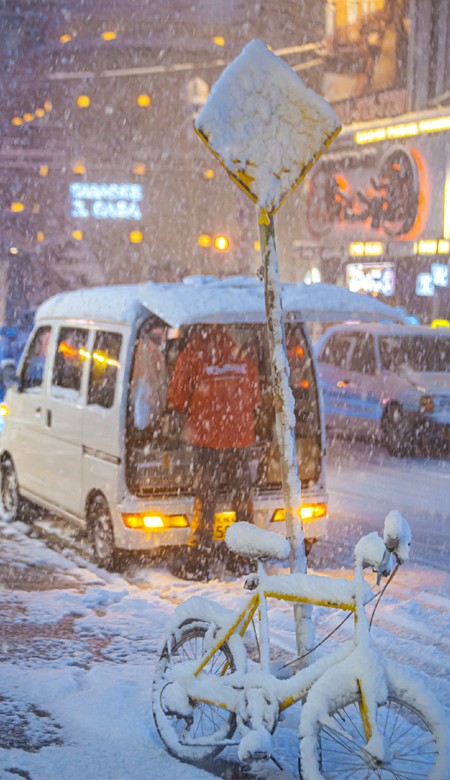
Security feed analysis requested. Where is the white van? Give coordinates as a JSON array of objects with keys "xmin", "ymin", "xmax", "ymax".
[{"xmin": 0, "ymin": 276, "xmax": 328, "ymax": 569}]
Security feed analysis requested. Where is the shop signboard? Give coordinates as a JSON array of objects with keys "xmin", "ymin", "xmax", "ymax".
[{"xmin": 304, "ymin": 130, "xmax": 447, "ymax": 246}]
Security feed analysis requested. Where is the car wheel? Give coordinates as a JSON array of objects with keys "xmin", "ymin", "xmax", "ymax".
[
  {"xmin": 0, "ymin": 456, "xmax": 19, "ymax": 522},
  {"xmin": 89, "ymin": 495, "xmax": 121, "ymax": 571},
  {"xmin": 382, "ymin": 403, "xmax": 413, "ymax": 457}
]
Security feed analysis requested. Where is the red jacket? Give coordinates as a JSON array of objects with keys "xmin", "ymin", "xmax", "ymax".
[{"xmin": 168, "ymin": 328, "xmax": 261, "ymax": 449}]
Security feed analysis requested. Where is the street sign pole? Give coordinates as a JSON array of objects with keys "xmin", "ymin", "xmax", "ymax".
[
  {"xmin": 194, "ymin": 39, "xmax": 341, "ymax": 658},
  {"xmin": 258, "ymin": 208, "xmax": 313, "ymax": 654}
]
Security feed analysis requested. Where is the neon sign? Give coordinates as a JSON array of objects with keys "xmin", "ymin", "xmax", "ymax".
[
  {"xmin": 346, "ymin": 262, "xmax": 395, "ymax": 296},
  {"xmin": 70, "ymin": 182, "xmax": 143, "ymax": 220}
]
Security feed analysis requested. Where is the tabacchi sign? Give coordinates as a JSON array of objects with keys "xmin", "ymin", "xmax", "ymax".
[{"xmin": 70, "ymin": 183, "xmax": 143, "ymax": 220}]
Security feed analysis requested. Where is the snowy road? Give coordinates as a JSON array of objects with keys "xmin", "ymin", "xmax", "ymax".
[
  {"xmin": 0, "ymin": 441, "xmax": 449, "ymax": 780},
  {"xmin": 323, "ymin": 437, "xmax": 450, "ymax": 571}
]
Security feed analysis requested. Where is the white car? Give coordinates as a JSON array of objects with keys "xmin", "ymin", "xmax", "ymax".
[{"xmin": 315, "ymin": 323, "xmax": 450, "ymax": 456}]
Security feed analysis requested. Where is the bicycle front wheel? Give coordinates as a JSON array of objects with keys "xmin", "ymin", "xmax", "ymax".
[
  {"xmin": 299, "ymin": 676, "xmax": 448, "ymax": 779},
  {"xmin": 152, "ymin": 619, "xmax": 237, "ymax": 764}
]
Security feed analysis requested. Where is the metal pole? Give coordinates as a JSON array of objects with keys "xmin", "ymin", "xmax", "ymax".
[{"xmin": 258, "ymin": 208, "xmax": 313, "ymax": 655}]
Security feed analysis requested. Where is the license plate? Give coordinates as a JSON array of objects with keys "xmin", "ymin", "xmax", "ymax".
[{"xmin": 213, "ymin": 511, "xmax": 236, "ymax": 541}]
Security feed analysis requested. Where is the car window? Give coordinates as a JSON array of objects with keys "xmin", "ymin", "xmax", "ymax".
[
  {"xmin": 379, "ymin": 335, "xmax": 450, "ymax": 373},
  {"xmin": 52, "ymin": 327, "xmax": 89, "ymax": 394},
  {"xmin": 319, "ymin": 334, "xmax": 353, "ymax": 368},
  {"xmin": 349, "ymin": 334, "xmax": 376, "ymax": 374},
  {"xmin": 87, "ymin": 331, "xmax": 122, "ymax": 409},
  {"xmin": 21, "ymin": 326, "xmax": 51, "ymax": 390}
]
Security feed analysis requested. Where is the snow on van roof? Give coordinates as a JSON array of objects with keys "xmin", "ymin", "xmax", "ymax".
[{"xmin": 36, "ymin": 276, "xmax": 407, "ymax": 327}]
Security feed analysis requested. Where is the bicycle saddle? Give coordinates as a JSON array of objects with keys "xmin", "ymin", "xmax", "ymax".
[{"xmin": 226, "ymin": 521, "xmax": 290, "ymax": 561}]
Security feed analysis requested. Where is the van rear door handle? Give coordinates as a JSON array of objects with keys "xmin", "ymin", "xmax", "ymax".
[{"xmin": 46, "ymin": 409, "xmax": 52, "ymax": 427}]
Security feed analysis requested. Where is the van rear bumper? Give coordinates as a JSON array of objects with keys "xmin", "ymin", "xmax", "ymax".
[{"xmin": 113, "ymin": 489, "xmax": 328, "ymax": 551}]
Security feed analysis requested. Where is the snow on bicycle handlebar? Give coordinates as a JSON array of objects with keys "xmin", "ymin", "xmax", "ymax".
[
  {"xmin": 226, "ymin": 521, "xmax": 290, "ymax": 561},
  {"xmin": 383, "ymin": 510, "xmax": 412, "ymax": 563}
]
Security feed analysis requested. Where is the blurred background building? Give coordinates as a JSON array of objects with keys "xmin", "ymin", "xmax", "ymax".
[{"xmin": 1, "ymin": 0, "xmax": 449, "ymax": 326}]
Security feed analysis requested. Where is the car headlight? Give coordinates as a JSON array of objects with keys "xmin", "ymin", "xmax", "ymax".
[{"xmin": 419, "ymin": 395, "xmax": 434, "ymax": 414}]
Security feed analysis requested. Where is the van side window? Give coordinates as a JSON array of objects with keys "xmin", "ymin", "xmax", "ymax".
[
  {"xmin": 349, "ymin": 334, "xmax": 376, "ymax": 374},
  {"xmin": 88, "ymin": 331, "xmax": 122, "ymax": 409},
  {"xmin": 21, "ymin": 327, "xmax": 51, "ymax": 390},
  {"xmin": 52, "ymin": 328, "xmax": 88, "ymax": 393}
]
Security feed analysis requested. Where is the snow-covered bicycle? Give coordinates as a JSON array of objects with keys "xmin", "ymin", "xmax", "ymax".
[{"xmin": 152, "ymin": 512, "xmax": 449, "ymax": 779}]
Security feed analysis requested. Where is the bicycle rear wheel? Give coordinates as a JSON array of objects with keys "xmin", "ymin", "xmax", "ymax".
[
  {"xmin": 299, "ymin": 677, "xmax": 448, "ymax": 779},
  {"xmin": 152, "ymin": 620, "xmax": 237, "ymax": 764}
]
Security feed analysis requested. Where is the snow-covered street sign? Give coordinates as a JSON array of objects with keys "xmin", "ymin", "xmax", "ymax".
[
  {"xmin": 195, "ymin": 39, "xmax": 340, "ymax": 215},
  {"xmin": 195, "ymin": 40, "xmax": 341, "ymax": 654}
]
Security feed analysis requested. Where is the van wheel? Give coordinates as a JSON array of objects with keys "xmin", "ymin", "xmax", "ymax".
[
  {"xmin": 0, "ymin": 457, "xmax": 19, "ymax": 522},
  {"xmin": 89, "ymin": 496, "xmax": 121, "ymax": 571}
]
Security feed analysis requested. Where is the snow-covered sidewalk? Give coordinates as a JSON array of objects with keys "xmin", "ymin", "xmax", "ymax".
[{"xmin": 1, "ymin": 518, "xmax": 449, "ymax": 779}]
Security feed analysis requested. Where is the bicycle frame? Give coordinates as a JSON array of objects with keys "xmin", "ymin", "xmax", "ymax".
[{"xmin": 185, "ymin": 560, "xmax": 377, "ymax": 738}]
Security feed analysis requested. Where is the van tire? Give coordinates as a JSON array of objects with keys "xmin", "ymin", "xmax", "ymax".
[
  {"xmin": 88, "ymin": 495, "xmax": 121, "ymax": 572},
  {"xmin": 0, "ymin": 456, "xmax": 20, "ymax": 522}
]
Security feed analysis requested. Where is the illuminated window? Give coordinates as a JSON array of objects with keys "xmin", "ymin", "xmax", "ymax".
[
  {"xmin": 198, "ymin": 234, "xmax": 212, "ymax": 248},
  {"xmin": 72, "ymin": 230, "xmax": 83, "ymax": 240},
  {"xmin": 133, "ymin": 163, "xmax": 146, "ymax": 175},
  {"xmin": 101, "ymin": 31, "xmax": 117, "ymax": 41},
  {"xmin": 32, "ymin": 203, "xmax": 40, "ymax": 214},
  {"xmin": 72, "ymin": 163, "xmax": 86, "ymax": 174},
  {"xmin": 129, "ymin": 230, "xmax": 143, "ymax": 244},
  {"xmin": 39, "ymin": 165, "xmax": 49, "ymax": 177},
  {"xmin": 11, "ymin": 202, "xmax": 24, "ymax": 213},
  {"xmin": 77, "ymin": 95, "xmax": 90, "ymax": 108},
  {"xmin": 137, "ymin": 94, "xmax": 151, "ymax": 107},
  {"xmin": 214, "ymin": 235, "xmax": 229, "ymax": 251},
  {"xmin": 35, "ymin": 108, "xmax": 45, "ymax": 118},
  {"xmin": 9, "ymin": 247, "xmax": 18, "ymax": 255},
  {"xmin": 44, "ymin": 101, "xmax": 53, "ymax": 112},
  {"xmin": 37, "ymin": 231, "xmax": 45, "ymax": 242},
  {"xmin": 213, "ymin": 36, "xmax": 225, "ymax": 46},
  {"xmin": 204, "ymin": 169, "xmax": 215, "ymax": 179},
  {"xmin": 253, "ymin": 240, "xmax": 260, "ymax": 251},
  {"xmin": 60, "ymin": 33, "xmax": 72, "ymax": 43}
]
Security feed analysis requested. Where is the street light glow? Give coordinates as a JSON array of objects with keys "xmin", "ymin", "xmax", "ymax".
[
  {"xmin": 129, "ymin": 230, "xmax": 143, "ymax": 243},
  {"xmin": 137, "ymin": 94, "xmax": 151, "ymax": 107},
  {"xmin": 77, "ymin": 95, "xmax": 90, "ymax": 108},
  {"xmin": 101, "ymin": 31, "xmax": 117, "ymax": 41},
  {"xmin": 11, "ymin": 202, "xmax": 25, "ymax": 212},
  {"xmin": 60, "ymin": 33, "xmax": 72, "ymax": 43},
  {"xmin": 11, "ymin": 117, "xmax": 23, "ymax": 126},
  {"xmin": 214, "ymin": 235, "xmax": 229, "ymax": 251}
]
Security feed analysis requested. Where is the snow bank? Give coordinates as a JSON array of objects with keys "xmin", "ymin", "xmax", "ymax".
[{"xmin": 195, "ymin": 39, "xmax": 341, "ymax": 213}]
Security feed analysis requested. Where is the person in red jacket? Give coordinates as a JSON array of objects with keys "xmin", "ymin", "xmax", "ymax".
[{"xmin": 168, "ymin": 324, "xmax": 261, "ymax": 580}]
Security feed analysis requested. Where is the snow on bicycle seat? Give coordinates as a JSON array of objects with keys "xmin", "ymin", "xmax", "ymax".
[{"xmin": 226, "ymin": 521, "xmax": 290, "ymax": 561}]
